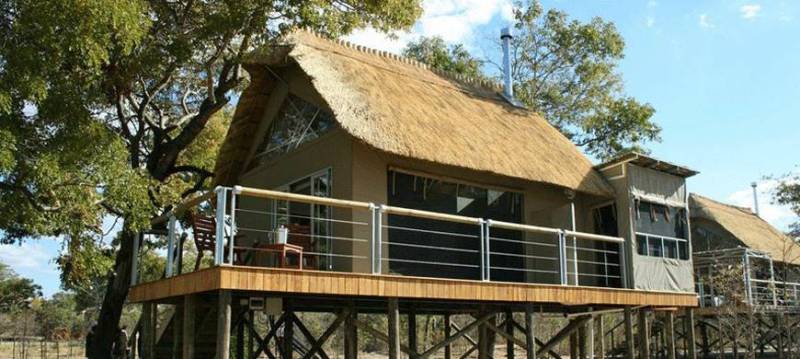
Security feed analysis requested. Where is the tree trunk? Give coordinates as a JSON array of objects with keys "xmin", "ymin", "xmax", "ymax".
[{"xmin": 90, "ymin": 227, "xmax": 137, "ymax": 359}]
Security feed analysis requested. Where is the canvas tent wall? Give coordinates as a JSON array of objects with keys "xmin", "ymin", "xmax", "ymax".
[{"xmin": 598, "ymin": 153, "xmax": 697, "ymax": 292}]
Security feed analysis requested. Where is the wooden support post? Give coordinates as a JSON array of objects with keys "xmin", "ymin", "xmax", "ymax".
[
  {"xmin": 587, "ymin": 316, "xmax": 594, "ymax": 359},
  {"xmin": 479, "ymin": 313, "xmax": 490, "ymax": 359},
  {"xmin": 578, "ymin": 324, "xmax": 587, "ymax": 359},
  {"xmin": 237, "ymin": 305, "xmax": 245, "ymax": 359},
  {"xmin": 684, "ymin": 308, "xmax": 697, "ymax": 359},
  {"xmin": 776, "ymin": 313, "xmax": 785, "ymax": 359},
  {"xmin": 345, "ymin": 308, "xmax": 358, "ymax": 359},
  {"xmin": 388, "ymin": 298, "xmax": 400, "ymax": 359},
  {"xmin": 183, "ymin": 295, "xmax": 196, "ymax": 359},
  {"xmin": 624, "ymin": 307, "xmax": 634, "ymax": 359},
  {"xmin": 283, "ymin": 300, "xmax": 294, "ymax": 359},
  {"xmin": 142, "ymin": 302, "xmax": 156, "ymax": 359},
  {"xmin": 570, "ymin": 332, "xmax": 578, "ymax": 359},
  {"xmin": 700, "ymin": 319, "xmax": 710, "ymax": 359},
  {"xmin": 638, "ymin": 309, "xmax": 650, "ymax": 359},
  {"xmin": 216, "ymin": 291, "xmax": 232, "ymax": 359},
  {"xmin": 666, "ymin": 312, "xmax": 676, "ymax": 359},
  {"xmin": 173, "ymin": 303, "xmax": 184, "ymax": 358},
  {"xmin": 506, "ymin": 310, "xmax": 515, "ymax": 359},
  {"xmin": 444, "ymin": 314, "xmax": 452, "ymax": 359},
  {"xmin": 524, "ymin": 304, "xmax": 536, "ymax": 359},
  {"xmin": 597, "ymin": 315, "xmax": 605, "ymax": 359},
  {"xmin": 409, "ymin": 308, "xmax": 418, "ymax": 357}
]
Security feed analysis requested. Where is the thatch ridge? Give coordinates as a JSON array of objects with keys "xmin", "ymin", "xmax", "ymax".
[
  {"xmin": 690, "ymin": 193, "xmax": 800, "ymax": 265},
  {"xmin": 296, "ymin": 28, "xmax": 505, "ymax": 93}
]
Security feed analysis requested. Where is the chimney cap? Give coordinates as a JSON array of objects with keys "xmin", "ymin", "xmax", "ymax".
[{"xmin": 501, "ymin": 27, "xmax": 513, "ymax": 39}]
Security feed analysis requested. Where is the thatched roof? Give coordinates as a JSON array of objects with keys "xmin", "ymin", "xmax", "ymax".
[
  {"xmin": 215, "ymin": 30, "xmax": 613, "ymax": 196},
  {"xmin": 690, "ymin": 193, "xmax": 800, "ymax": 265}
]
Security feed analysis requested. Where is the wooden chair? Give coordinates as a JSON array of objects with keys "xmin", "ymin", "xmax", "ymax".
[
  {"xmin": 287, "ymin": 223, "xmax": 318, "ymax": 269},
  {"xmin": 191, "ymin": 214, "xmax": 247, "ymax": 270}
]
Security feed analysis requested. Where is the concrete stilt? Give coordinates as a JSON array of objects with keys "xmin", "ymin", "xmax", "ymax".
[
  {"xmin": 216, "ymin": 291, "xmax": 231, "ymax": 359},
  {"xmin": 388, "ymin": 298, "xmax": 400, "ymax": 359}
]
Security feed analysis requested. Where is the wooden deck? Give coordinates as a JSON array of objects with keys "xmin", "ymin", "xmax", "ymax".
[{"xmin": 128, "ymin": 266, "xmax": 698, "ymax": 307}]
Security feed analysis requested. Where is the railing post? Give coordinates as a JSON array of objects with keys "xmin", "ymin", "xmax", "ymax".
[
  {"xmin": 370, "ymin": 203, "xmax": 382, "ymax": 274},
  {"xmin": 166, "ymin": 215, "xmax": 177, "ymax": 277},
  {"xmin": 484, "ymin": 220, "xmax": 491, "ymax": 281},
  {"xmin": 743, "ymin": 250, "xmax": 753, "ymax": 305},
  {"xmin": 769, "ymin": 257, "xmax": 778, "ymax": 306},
  {"xmin": 229, "ymin": 186, "xmax": 241, "ymax": 265},
  {"xmin": 131, "ymin": 233, "xmax": 140, "ymax": 286},
  {"xmin": 479, "ymin": 219, "xmax": 487, "ymax": 281},
  {"xmin": 558, "ymin": 231, "xmax": 568, "ymax": 285},
  {"xmin": 214, "ymin": 186, "xmax": 227, "ymax": 266},
  {"xmin": 619, "ymin": 242, "xmax": 627, "ymax": 288}
]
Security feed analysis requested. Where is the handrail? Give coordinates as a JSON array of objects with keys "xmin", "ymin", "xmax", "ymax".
[
  {"xmin": 380, "ymin": 205, "xmax": 482, "ymax": 225},
  {"xmin": 237, "ymin": 186, "xmax": 372, "ymax": 210},
  {"xmin": 565, "ymin": 230, "xmax": 624, "ymax": 243},
  {"xmin": 487, "ymin": 219, "xmax": 561, "ymax": 235}
]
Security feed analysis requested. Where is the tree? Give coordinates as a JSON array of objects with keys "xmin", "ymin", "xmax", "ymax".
[
  {"xmin": 774, "ymin": 170, "xmax": 800, "ymax": 238},
  {"xmin": 508, "ymin": 1, "xmax": 660, "ymax": 159},
  {"xmin": 401, "ymin": 1, "xmax": 660, "ymax": 159},
  {"xmin": 402, "ymin": 37, "xmax": 484, "ymax": 79},
  {"xmin": 0, "ymin": 1, "xmax": 422, "ymax": 357},
  {"xmin": 0, "ymin": 262, "xmax": 42, "ymax": 313}
]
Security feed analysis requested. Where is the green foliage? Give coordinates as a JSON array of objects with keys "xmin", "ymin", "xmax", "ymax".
[
  {"xmin": 1, "ymin": 0, "xmax": 421, "ymax": 286},
  {"xmin": 402, "ymin": 37, "xmax": 484, "ymax": 79},
  {"xmin": 36, "ymin": 292, "xmax": 88, "ymax": 339},
  {"xmin": 508, "ymin": 0, "xmax": 660, "ymax": 159},
  {"xmin": 774, "ymin": 170, "xmax": 800, "ymax": 237},
  {"xmin": 0, "ymin": 262, "xmax": 42, "ymax": 313}
]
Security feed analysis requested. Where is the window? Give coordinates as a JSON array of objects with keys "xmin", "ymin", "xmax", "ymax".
[
  {"xmin": 255, "ymin": 94, "xmax": 335, "ymax": 161},
  {"xmin": 635, "ymin": 200, "xmax": 690, "ymax": 260}
]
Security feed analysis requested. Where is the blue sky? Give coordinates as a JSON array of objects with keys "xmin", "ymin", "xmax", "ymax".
[{"xmin": 3, "ymin": 0, "xmax": 799, "ymax": 297}]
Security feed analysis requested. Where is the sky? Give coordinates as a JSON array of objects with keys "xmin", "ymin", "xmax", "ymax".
[{"xmin": 2, "ymin": 0, "xmax": 799, "ymax": 297}]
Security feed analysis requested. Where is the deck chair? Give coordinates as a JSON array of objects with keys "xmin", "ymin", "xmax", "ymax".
[{"xmin": 191, "ymin": 213, "xmax": 246, "ymax": 270}]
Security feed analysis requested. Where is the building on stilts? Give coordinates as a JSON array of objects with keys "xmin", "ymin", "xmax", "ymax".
[
  {"xmin": 690, "ymin": 194, "xmax": 800, "ymax": 357},
  {"xmin": 126, "ymin": 29, "xmax": 703, "ymax": 358}
]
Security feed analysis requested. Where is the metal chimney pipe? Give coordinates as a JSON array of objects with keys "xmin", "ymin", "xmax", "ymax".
[
  {"xmin": 501, "ymin": 27, "xmax": 513, "ymax": 99},
  {"xmin": 751, "ymin": 182, "xmax": 760, "ymax": 216}
]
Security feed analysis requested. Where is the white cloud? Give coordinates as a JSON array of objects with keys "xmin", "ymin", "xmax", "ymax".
[
  {"xmin": 0, "ymin": 242, "xmax": 57, "ymax": 274},
  {"xmin": 699, "ymin": 14, "xmax": 714, "ymax": 28},
  {"xmin": 646, "ymin": 16, "xmax": 655, "ymax": 28},
  {"xmin": 647, "ymin": 0, "xmax": 658, "ymax": 9},
  {"xmin": 740, "ymin": 4, "xmax": 762, "ymax": 20},
  {"xmin": 346, "ymin": 0, "xmax": 514, "ymax": 53},
  {"xmin": 727, "ymin": 178, "xmax": 797, "ymax": 231}
]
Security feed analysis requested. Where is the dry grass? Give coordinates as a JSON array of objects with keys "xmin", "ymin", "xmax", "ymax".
[{"xmin": 0, "ymin": 340, "xmax": 85, "ymax": 359}]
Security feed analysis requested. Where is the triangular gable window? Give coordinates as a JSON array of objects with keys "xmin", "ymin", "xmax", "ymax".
[{"xmin": 255, "ymin": 94, "xmax": 335, "ymax": 161}]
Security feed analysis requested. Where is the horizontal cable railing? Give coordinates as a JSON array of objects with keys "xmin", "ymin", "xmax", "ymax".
[{"xmin": 134, "ymin": 185, "xmax": 627, "ymax": 289}]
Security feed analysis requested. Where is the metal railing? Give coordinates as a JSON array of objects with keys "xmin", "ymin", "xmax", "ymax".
[
  {"xmin": 134, "ymin": 185, "xmax": 626, "ymax": 288},
  {"xmin": 695, "ymin": 247, "xmax": 800, "ymax": 308}
]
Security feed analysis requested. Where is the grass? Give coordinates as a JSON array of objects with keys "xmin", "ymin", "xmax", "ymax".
[{"xmin": 0, "ymin": 340, "xmax": 85, "ymax": 358}]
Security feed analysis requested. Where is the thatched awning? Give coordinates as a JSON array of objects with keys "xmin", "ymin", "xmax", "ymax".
[
  {"xmin": 690, "ymin": 193, "xmax": 800, "ymax": 265},
  {"xmin": 215, "ymin": 30, "xmax": 613, "ymax": 196}
]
